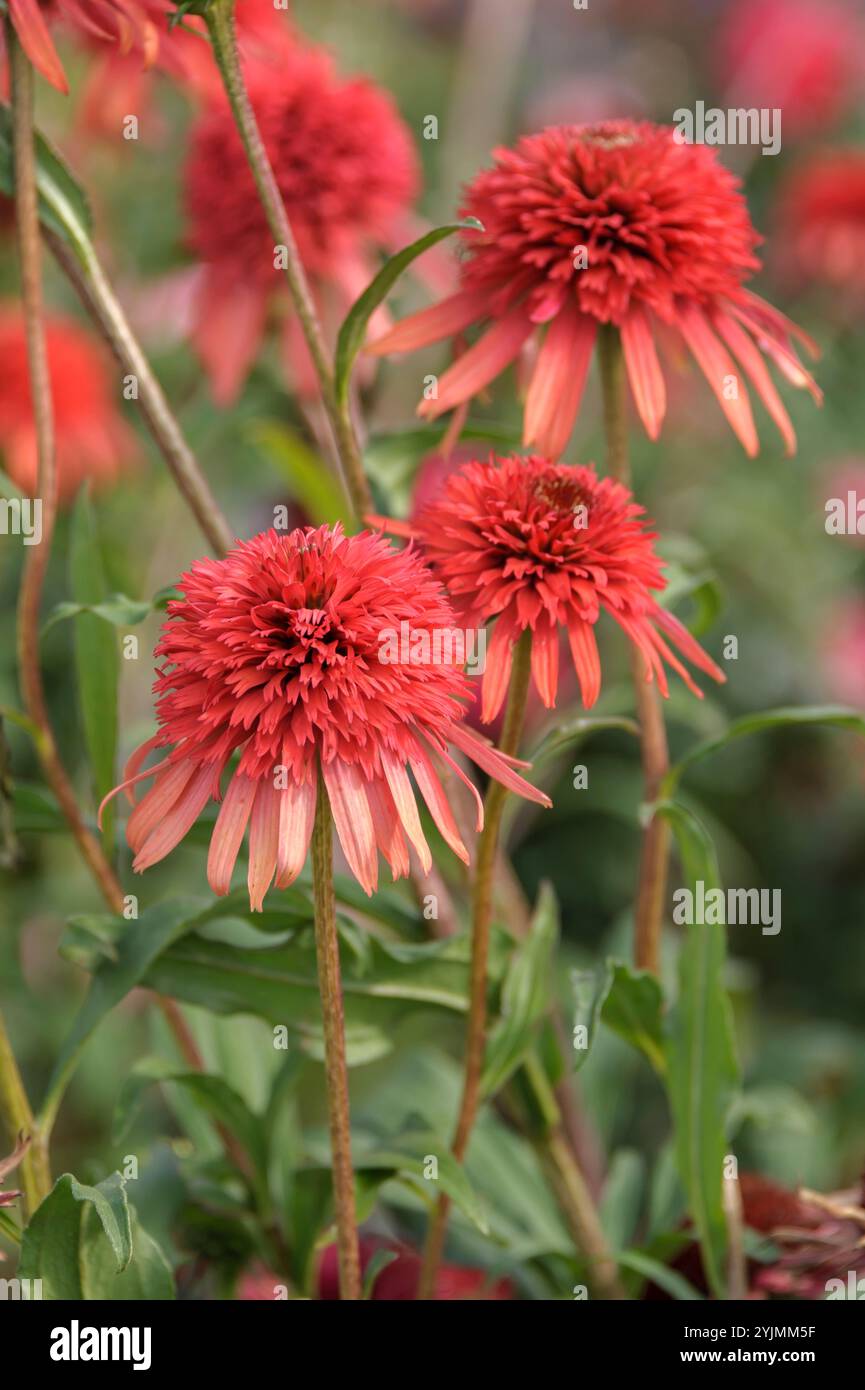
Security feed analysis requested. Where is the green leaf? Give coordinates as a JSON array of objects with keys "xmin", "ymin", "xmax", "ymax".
[
  {"xmin": 18, "ymin": 1173, "xmax": 131, "ymax": 1296},
  {"xmin": 42, "ymin": 594, "xmax": 153, "ymax": 635},
  {"xmin": 0, "ymin": 106, "xmax": 92, "ymax": 262},
  {"xmin": 601, "ymin": 961, "xmax": 666, "ymax": 1074},
  {"xmin": 618, "ymin": 1248, "xmax": 703, "ymax": 1300},
  {"xmin": 362, "ymin": 1248, "xmax": 398, "ymax": 1298},
  {"xmin": 69, "ymin": 491, "xmax": 117, "ymax": 856},
  {"xmin": 333, "ymin": 219, "xmax": 483, "ymax": 407},
  {"xmin": 353, "ymin": 1129, "xmax": 488, "ymax": 1234},
  {"xmin": 599, "ymin": 1150, "xmax": 645, "ymax": 1251},
  {"xmin": 570, "ymin": 959, "xmax": 614, "ymax": 1072},
  {"xmin": 658, "ymin": 799, "xmax": 739, "ymax": 1299},
  {"xmin": 249, "ymin": 422, "xmax": 350, "ymax": 525},
  {"xmin": 41, "ymin": 897, "xmax": 207, "ymax": 1134},
  {"xmin": 481, "ymin": 882, "xmax": 559, "ymax": 1098},
  {"xmin": 664, "ymin": 705, "xmax": 865, "ymax": 795},
  {"xmin": 529, "ymin": 715, "xmax": 640, "ymax": 767}
]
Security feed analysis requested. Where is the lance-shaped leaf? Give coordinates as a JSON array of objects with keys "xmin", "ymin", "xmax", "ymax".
[
  {"xmin": 0, "ymin": 105, "xmax": 92, "ymax": 263},
  {"xmin": 570, "ymin": 958, "xmax": 614, "ymax": 1072},
  {"xmin": 601, "ymin": 962, "xmax": 666, "ymax": 1074},
  {"xmin": 481, "ymin": 881, "xmax": 559, "ymax": 1098}
]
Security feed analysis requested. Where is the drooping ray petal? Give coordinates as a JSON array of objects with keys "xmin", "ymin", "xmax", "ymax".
[
  {"xmin": 9, "ymin": 0, "xmax": 69, "ymax": 93},
  {"xmin": 133, "ymin": 763, "xmax": 216, "ymax": 872},
  {"xmin": 366, "ymin": 289, "xmax": 490, "ymax": 357},
  {"xmin": 418, "ymin": 303, "xmax": 535, "ymax": 419},
  {"xmin": 676, "ymin": 300, "xmax": 759, "ymax": 457},
  {"xmin": 248, "ymin": 779, "xmax": 280, "ymax": 911},
  {"xmin": 127, "ymin": 760, "xmax": 196, "ymax": 854},
  {"xmin": 365, "ymin": 777, "xmax": 410, "ymax": 880},
  {"xmin": 208, "ymin": 772, "xmax": 257, "ymax": 896},
  {"xmin": 730, "ymin": 302, "xmax": 824, "ymax": 404},
  {"xmin": 121, "ymin": 733, "xmax": 165, "ymax": 805},
  {"xmin": 449, "ymin": 723, "xmax": 551, "ymax": 807},
  {"xmin": 322, "ymin": 759, "xmax": 378, "ymax": 896},
  {"xmin": 737, "ymin": 289, "xmax": 820, "ymax": 358},
  {"xmin": 409, "ymin": 744, "xmax": 469, "ymax": 864},
  {"xmin": 621, "ymin": 306, "xmax": 667, "ymax": 441},
  {"xmin": 712, "ymin": 307, "xmax": 797, "ymax": 455},
  {"xmin": 380, "ymin": 748, "xmax": 432, "ymax": 873},
  {"xmin": 98, "ymin": 749, "xmax": 174, "ymax": 826},
  {"xmin": 567, "ymin": 618, "xmax": 602, "ymax": 708},
  {"xmin": 275, "ymin": 775, "xmax": 317, "ymax": 888},
  {"xmin": 530, "ymin": 615, "xmax": 559, "ymax": 709},
  {"xmin": 193, "ymin": 273, "xmax": 268, "ymax": 406},
  {"xmin": 650, "ymin": 603, "xmax": 727, "ymax": 684},
  {"xmin": 481, "ymin": 616, "xmax": 518, "ymax": 724},
  {"xmin": 523, "ymin": 302, "xmax": 596, "ymax": 459},
  {"xmin": 423, "ymin": 734, "xmax": 484, "ymax": 833}
]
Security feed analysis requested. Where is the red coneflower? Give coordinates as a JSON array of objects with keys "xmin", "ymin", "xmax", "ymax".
[
  {"xmin": 777, "ymin": 153, "xmax": 865, "ymax": 303},
  {"xmin": 183, "ymin": 44, "xmax": 419, "ymax": 404},
  {"xmin": 4, "ymin": 0, "xmax": 175, "ymax": 95},
  {"xmin": 0, "ymin": 305, "xmax": 136, "ymax": 501},
  {"xmin": 101, "ymin": 525, "xmax": 549, "ymax": 909},
  {"xmin": 369, "ymin": 121, "xmax": 821, "ymax": 459},
  {"xmin": 388, "ymin": 454, "xmax": 725, "ymax": 722}
]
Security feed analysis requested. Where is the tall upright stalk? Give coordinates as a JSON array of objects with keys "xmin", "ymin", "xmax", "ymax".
[
  {"xmin": 205, "ymin": 0, "xmax": 372, "ymax": 520},
  {"xmin": 597, "ymin": 326, "xmax": 670, "ymax": 977},
  {"xmin": 418, "ymin": 629, "xmax": 533, "ymax": 1298},
  {"xmin": 311, "ymin": 771, "xmax": 361, "ymax": 1300},
  {"xmin": 0, "ymin": 1008, "xmax": 50, "ymax": 1215}
]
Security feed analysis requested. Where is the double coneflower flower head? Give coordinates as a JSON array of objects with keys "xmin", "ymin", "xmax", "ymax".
[
  {"xmin": 370, "ymin": 120, "xmax": 821, "ymax": 459},
  {"xmin": 103, "ymin": 525, "xmax": 550, "ymax": 909}
]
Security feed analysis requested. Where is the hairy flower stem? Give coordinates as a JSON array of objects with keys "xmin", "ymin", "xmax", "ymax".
[
  {"xmin": 418, "ymin": 630, "xmax": 533, "ymax": 1299},
  {"xmin": 206, "ymin": 0, "xmax": 372, "ymax": 521},
  {"xmin": 598, "ymin": 325, "xmax": 670, "ymax": 977},
  {"xmin": 44, "ymin": 231, "xmax": 233, "ymax": 558},
  {"xmin": 311, "ymin": 771, "xmax": 361, "ymax": 1299},
  {"xmin": 0, "ymin": 1007, "xmax": 50, "ymax": 1215},
  {"xmin": 8, "ymin": 32, "xmax": 238, "ymax": 1167}
]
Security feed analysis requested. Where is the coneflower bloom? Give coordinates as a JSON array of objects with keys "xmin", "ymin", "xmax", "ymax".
[
  {"xmin": 384, "ymin": 454, "xmax": 725, "ymax": 722},
  {"xmin": 3, "ymin": 0, "xmax": 176, "ymax": 96},
  {"xmin": 0, "ymin": 305, "xmax": 136, "ymax": 501},
  {"xmin": 368, "ymin": 121, "xmax": 821, "ymax": 459},
  {"xmin": 777, "ymin": 153, "xmax": 865, "ymax": 303},
  {"xmin": 100, "ymin": 525, "xmax": 549, "ymax": 909},
  {"xmin": 183, "ymin": 44, "xmax": 419, "ymax": 404}
]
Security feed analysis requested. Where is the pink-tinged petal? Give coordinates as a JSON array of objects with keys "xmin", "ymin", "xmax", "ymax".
[
  {"xmin": 650, "ymin": 604, "xmax": 726, "ymax": 685},
  {"xmin": 193, "ymin": 273, "xmax": 267, "ymax": 406},
  {"xmin": 621, "ymin": 307, "xmax": 666, "ymax": 442},
  {"xmin": 737, "ymin": 290, "xmax": 819, "ymax": 359},
  {"xmin": 408, "ymin": 745, "xmax": 469, "ymax": 865},
  {"xmin": 366, "ymin": 290, "xmax": 489, "ymax": 357},
  {"xmin": 530, "ymin": 616, "xmax": 559, "ymax": 709},
  {"xmin": 613, "ymin": 612, "xmax": 671, "ymax": 698},
  {"xmin": 248, "ymin": 779, "xmax": 280, "ymax": 911},
  {"xmin": 423, "ymin": 734, "xmax": 484, "ymax": 833},
  {"xmin": 449, "ymin": 724, "xmax": 551, "ymax": 808},
  {"xmin": 523, "ymin": 302, "xmax": 596, "ymax": 459},
  {"xmin": 712, "ymin": 308, "xmax": 796, "ymax": 456},
  {"xmin": 322, "ymin": 760, "xmax": 378, "ymax": 896},
  {"xmin": 98, "ymin": 750, "xmax": 174, "ymax": 827},
  {"xmin": 133, "ymin": 763, "xmax": 216, "ymax": 872},
  {"xmin": 481, "ymin": 617, "xmax": 518, "ymax": 723},
  {"xmin": 365, "ymin": 777, "xmax": 410, "ymax": 880},
  {"xmin": 380, "ymin": 748, "xmax": 432, "ymax": 873},
  {"xmin": 731, "ymin": 303, "xmax": 823, "ymax": 404},
  {"xmin": 567, "ymin": 618, "xmax": 602, "ymax": 708},
  {"xmin": 121, "ymin": 733, "xmax": 164, "ymax": 806},
  {"xmin": 676, "ymin": 301, "xmax": 759, "ymax": 457},
  {"xmin": 364, "ymin": 512, "xmax": 415, "ymax": 539},
  {"xmin": 127, "ymin": 760, "xmax": 196, "ymax": 853},
  {"xmin": 275, "ymin": 776, "xmax": 317, "ymax": 888},
  {"xmin": 418, "ymin": 303, "xmax": 535, "ymax": 420},
  {"xmin": 9, "ymin": 0, "xmax": 69, "ymax": 92},
  {"xmin": 207, "ymin": 772, "xmax": 257, "ymax": 897}
]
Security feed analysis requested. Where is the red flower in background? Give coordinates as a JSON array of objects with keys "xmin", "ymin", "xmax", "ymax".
[
  {"xmin": 386, "ymin": 454, "xmax": 724, "ymax": 722},
  {"xmin": 100, "ymin": 525, "xmax": 549, "ymax": 908},
  {"xmin": 716, "ymin": 0, "xmax": 865, "ymax": 138},
  {"xmin": 776, "ymin": 154, "xmax": 865, "ymax": 304},
  {"xmin": 4, "ymin": 0, "xmax": 177, "ymax": 95},
  {"xmin": 183, "ymin": 43, "xmax": 419, "ymax": 404},
  {"xmin": 0, "ymin": 305, "xmax": 137, "ymax": 502},
  {"xmin": 316, "ymin": 1237, "xmax": 514, "ymax": 1301},
  {"xmin": 369, "ymin": 121, "xmax": 821, "ymax": 459}
]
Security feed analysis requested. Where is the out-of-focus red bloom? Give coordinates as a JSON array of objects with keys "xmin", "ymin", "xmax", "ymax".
[
  {"xmin": 3, "ymin": 0, "xmax": 178, "ymax": 95},
  {"xmin": 316, "ymin": 1237, "xmax": 515, "ymax": 1300},
  {"xmin": 183, "ymin": 43, "xmax": 419, "ymax": 404},
  {"xmin": 777, "ymin": 154, "xmax": 865, "ymax": 304},
  {"xmin": 100, "ymin": 524, "xmax": 549, "ymax": 908},
  {"xmin": 369, "ymin": 120, "xmax": 821, "ymax": 459},
  {"xmin": 716, "ymin": 0, "xmax": 865, "ymax": 138},
  {"xmin": 822, "ymin": 597, "xmax": 865, "ymax": 708},
  {"xmin": 384, "ymin": 454, "xmax": 724, "ymax": 722},
  {"xmin": 0, "ymin": 305, "xmax": 136, "ymax": 502}
]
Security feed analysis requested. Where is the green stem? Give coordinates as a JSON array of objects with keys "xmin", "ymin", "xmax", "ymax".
[
  {"xmin": 0, "ymin": 1008, "xmax": 50, "ymax": 1215},
  {"xmin": 418, "ymin": 629, "xmax": 533, "ymax": 1299},
  {"xmin": 597, "ymin": 325, "xmax": 670, "ymax": 977},
  {"xmin": 311, "ymin": 770, "xmax": 361, "ymax": 1300},
  {"xmin": 206, "ymin": 0, "xmax": 372, "ymax": 521}
]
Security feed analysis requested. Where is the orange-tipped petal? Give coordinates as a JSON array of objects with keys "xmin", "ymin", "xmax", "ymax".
[
  {"xmin": 676, "ymin": 300, "xmax": 759, "ymax": 457},
  {"xmin": 208, "ymin": 772, "xmax": 257, "ymax": 897},
  {"xmin": 322, "ymin": 759, "xmax": 378, "ymax": 896},
  {"xmin": 275, "ymin": 774, "xmax": 316, "ymax": 889},
  {"xmin": 523, "ymin": 302, "xmax": 596, "ymax": 459},
  {"xmin": 621, "ymin": 306, "xmax": 667, "ymax": 442},
  {"xmin": 367, "ymin": 289, "xmax": 489, "ymax": 357},
  {"xmin": 247, "ymin": 779, "xmax": 280, "ymax": 912},
  {"xmin": 418, "ymin": 303, "xmax": 534, "ymax": 420},
  {"xmin": 9, "ymin": 0, "xmax": 69, "ymax": 93}
]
